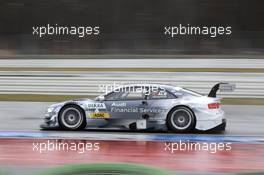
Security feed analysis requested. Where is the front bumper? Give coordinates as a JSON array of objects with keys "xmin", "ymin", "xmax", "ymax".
[
  {"xmin": 40, "ymin": 111, "xmax": 60, "ymax": 129},
  {"xmin": 40, "ymin": 123, "xmax": 60, "ymax": 129}
]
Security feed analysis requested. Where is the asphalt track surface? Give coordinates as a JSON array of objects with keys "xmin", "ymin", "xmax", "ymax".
[
  {"xmin": 0, "ymin": 102, "xmax": 263, "ymax": 136},
  {"xmin": 0, "ymin": 103, "xmax": 264, "ymax": 175}
]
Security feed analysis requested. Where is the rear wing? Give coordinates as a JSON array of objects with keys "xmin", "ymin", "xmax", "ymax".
[{"xmin": 208, "ymin": 83, "xmax": 236, "ymax": 97}]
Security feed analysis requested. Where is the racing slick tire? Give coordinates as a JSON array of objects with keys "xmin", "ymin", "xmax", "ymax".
[
  {"xmin": 58, "ymin": 104, "xmax": 86, "ymax": 130},
  {"xmin": 166, "ymin": 106, "xmax": 195, "ymax": 132}
]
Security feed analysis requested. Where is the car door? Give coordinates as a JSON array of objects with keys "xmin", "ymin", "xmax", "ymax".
[
  {"xmin": 103, "ymin": 86, "xmax": 146, "ymax": 119},
  {"xmin": 145, "ymin": 88, "xmax": 177, "ymax": 120}
]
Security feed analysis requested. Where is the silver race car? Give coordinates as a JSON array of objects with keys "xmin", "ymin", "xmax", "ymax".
[{"xmin": 40, "ymin": 83, "xmax": 235, "ymax": 132}]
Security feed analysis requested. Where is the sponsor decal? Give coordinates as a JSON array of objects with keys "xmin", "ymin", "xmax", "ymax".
[
  {"xmin": 110, "ymin": 107, "xmax": 165, "ymax": 113},
  {"xmin": 111, "ymin": 102, "xmax": 126, "ymax": 107},
  {"xmin": 139, "ymin": 108, "xmax": 165, "ymax": 113},
  {"xmin": 89, "ymin": 112, "xmax": 110, "ymax": 119},
  {"xmin": 87, "ymin": 103, "xmax": 106, "ymax": 109},
  {"xmin": 111, "ymin": 107, "xmax": 138, "ymax": 113}
]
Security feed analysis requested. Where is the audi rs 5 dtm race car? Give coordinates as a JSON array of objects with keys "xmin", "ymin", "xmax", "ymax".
[{"xmin": 40, "ymin": 83, "xmax": 235, "ymax": 132}]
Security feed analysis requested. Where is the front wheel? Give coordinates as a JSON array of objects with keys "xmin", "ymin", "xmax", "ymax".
[
  {"xmin": 58, "ymin": 105, "xmax": 86, "ymax": 130},
  {"xmin": 166, "ymin": 106, "xmax": 195, "ymax": 132}
]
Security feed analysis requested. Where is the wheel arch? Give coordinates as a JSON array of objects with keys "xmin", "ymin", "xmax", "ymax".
[
  {"xmin": 166, "ymin": 105, "xmax": 196, "ymax": 122},
  {"xmin": 58, "ymin": 102, "xmax": 86, "ymax": 120}
]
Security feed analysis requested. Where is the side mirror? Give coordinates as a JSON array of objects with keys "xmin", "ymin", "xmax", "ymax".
[
  {"xmin": 98, "ymin": 95, "xmax": 105, "ymax": 101},
  {"xmin": 144, "ymin": 92, "xmax": 150, "ymax": 100}
]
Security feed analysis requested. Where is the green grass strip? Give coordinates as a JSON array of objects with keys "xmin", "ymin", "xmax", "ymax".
[
  {"xmin": 0, "ymin": 169, "xmax": 8, "ymax": 175},
  {"xmin": 36, "ymin": 163, "xmax": 173, "ymax": 175},
  {"xmin": 236, "ymin": 173, "xmax": 264, "ymax": 175}
]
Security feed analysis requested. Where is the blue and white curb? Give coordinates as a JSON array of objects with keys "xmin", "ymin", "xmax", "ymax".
[{"xmin": 0, "ymin": 131, "xmax": 264, "ymax": 144}]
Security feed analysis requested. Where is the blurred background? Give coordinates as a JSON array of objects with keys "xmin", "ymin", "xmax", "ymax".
[
  {"xmin": 0, "ymin": 0, "xmax": 264, "ymax": 55},
  {"xmin": 0, "ymin": 1, "xmax": 264, "ymax": 175}
]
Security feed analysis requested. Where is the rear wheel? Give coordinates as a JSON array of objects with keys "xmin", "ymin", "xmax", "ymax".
[
  {"xmin": 166, "ymin": 106, "xmax": 195, "ymax": 132},
  {"xmin": 58, "ymin": 105, "xmax": 86, "ymax": 130}
]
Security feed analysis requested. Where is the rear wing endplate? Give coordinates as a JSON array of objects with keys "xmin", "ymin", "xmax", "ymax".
[{"xmin": 208, "ymin": 83, "xmax": 236, "ymax": 97}]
